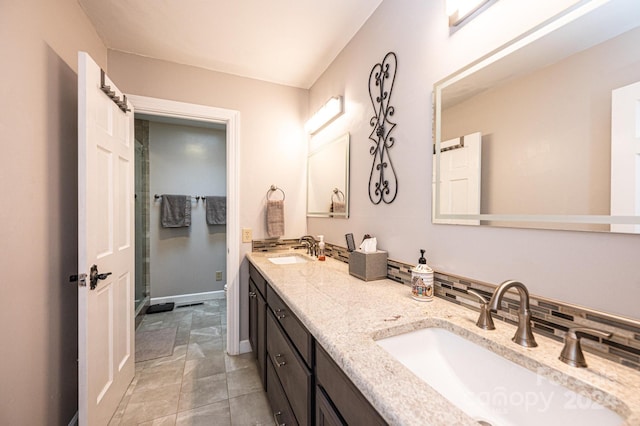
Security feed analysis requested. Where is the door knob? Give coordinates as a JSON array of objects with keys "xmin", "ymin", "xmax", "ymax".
[{"xmin": 89, "ymin": 264, "xmax": 112, "ymax": 290}]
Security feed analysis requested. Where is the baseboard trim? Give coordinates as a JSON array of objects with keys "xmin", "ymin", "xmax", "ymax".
[
  {"xmin": 239, "ymin": 339, "xmax": 252, "ymax": 354},
  {"xmin": 151, "ymin": 290, "xmax": 225, "ymax": 306},
  {"xmin": 68, "ymin": 411, "xmax": 78, "ymax": 426}
]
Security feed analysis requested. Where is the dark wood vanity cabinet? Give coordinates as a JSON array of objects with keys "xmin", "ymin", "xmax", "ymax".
[
  {"xmin": 267, "ymin": 310, "xmax": 313, "ymax": 425},
  {"xmin": 315, "ymin": 345, "xmax": 387, "ymax": 426},
  {"xmin": 266, "ymin": 356, "xmax": 299, "ymax": 426},
  {"xmin": 266, "ymin": 280, "xmax": 314, "ymax": 425},
  {"xmin": 316, "ymin": 385, "xmax": 345, "ymax": 426},
  {"xmin": 267, "ymin": 284, "xmax": 314, "ymax": 366},
  {"xmin": 248, "ymin": 263, "xmax": 267, "ymax": 388},
  {"xmin": 249, "ymin": 262, "xmax": 386, "ymax": 426}
]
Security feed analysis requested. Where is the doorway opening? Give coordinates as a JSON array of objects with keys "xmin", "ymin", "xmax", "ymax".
[
  {"xmin": 134, "ymin": 115, "xmax": 227, "ymax": 316},
  {"xmin": 129, "ymin": 95, "xmax": 241, "ymax": 355}
]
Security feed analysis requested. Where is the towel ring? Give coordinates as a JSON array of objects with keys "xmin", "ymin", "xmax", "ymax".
[
  {"xmin": 331, "ymin": 188, "xmax": 345, "ymax": 202},
  {"xmin": 266, "ymin": 185, "xmax": 286, "ymax": 201}
]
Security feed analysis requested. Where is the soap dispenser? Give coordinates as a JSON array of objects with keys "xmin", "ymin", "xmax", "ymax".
[
  {"xmin": 411, "ymin": 249, "xmax": 434, "ymax": 301},
  {"xmin": 317, "ymin": 235, "xmax": 326, "ymax": 261}
]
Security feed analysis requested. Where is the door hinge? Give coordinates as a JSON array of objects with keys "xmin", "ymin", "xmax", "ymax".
[{"xmin": 69, "ymin": 273, "xmax": 88, "ymax": 286}]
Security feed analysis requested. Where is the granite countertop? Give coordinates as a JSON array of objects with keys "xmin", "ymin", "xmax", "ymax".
[{"xmin": 246, "ymin": 251, "xmax": 640, "ymax": 425}]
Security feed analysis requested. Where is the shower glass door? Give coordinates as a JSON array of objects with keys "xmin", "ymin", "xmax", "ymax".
[{"xmin": 134, "ymin": 140, "xmax": 146, "ymax": 314}]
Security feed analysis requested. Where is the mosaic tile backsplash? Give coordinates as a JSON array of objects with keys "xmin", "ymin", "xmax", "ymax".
[
  {"xmin": 252, "ymin": 239, "xmax": 640, "ymax": 371},
  {"xmin": 252, "ymin": 238, "xmax": 306, "ymax": 252}
]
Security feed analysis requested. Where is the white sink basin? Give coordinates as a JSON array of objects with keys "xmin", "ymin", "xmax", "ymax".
[
  {"xmin": 267, "ymin": 255, "xmax": 308, "ymax": 265},
  {"xmin": 377, "ymin": 328, "xmax": 623, "ymax": 426}
]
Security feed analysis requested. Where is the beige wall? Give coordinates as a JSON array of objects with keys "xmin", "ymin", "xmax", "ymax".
[
  {"xmin": 0, "ymin": 0, "xmax": 106, "ymax": 424},
  {"xmin": 2, "ymin": 0, "xmax": 639, "ymax": 422},
  {"xmin": 148, "ymin": 122, "xmax": 227, "ymax": 297},
  {"xmin": 307, "ymin": 0, "xmax": 640, "ymax": 319},
  {"xmin": 107, "ymin": 51, "xmax": 309, "ymax": 340}
]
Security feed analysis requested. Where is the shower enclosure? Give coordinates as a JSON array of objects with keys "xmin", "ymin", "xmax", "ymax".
[{"xmin": 134, "ymin": 123, "xmax": 151, "ymax": 316}]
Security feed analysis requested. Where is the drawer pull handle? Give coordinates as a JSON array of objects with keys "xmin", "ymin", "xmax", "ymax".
[
  {"xmin": 249, "ymin": 291, "xmax": 257, "ymax": 298},
  {"xmin": 273, "ymin": 411, "xmax": 285, "ymax": 426},
  {"xmin": 275, "ymin": 308, "xmax": 287, "ymax": 319},
  {"xmin": 274, "ymin": 353, "xmax": 287, "ymax": 367}
]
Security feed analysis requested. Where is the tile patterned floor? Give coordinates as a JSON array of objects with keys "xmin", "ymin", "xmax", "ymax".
[{"xmin": 109, "ymin": 299, "xmax": 274, "ymax": 426}]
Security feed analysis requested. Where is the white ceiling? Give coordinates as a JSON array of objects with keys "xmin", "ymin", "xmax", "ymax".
[{"xmin": 78, "ymin": 0, "xmax": 384, "ymax": 89}]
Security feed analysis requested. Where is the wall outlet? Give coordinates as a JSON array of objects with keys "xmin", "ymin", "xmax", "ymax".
[
  {"xmin": 216, "ymin": 271, "xmax": 222, "ymax": 281},
  {"xmin": 242, "ymin": 227, "xmax": 252, "ymax": 243}
]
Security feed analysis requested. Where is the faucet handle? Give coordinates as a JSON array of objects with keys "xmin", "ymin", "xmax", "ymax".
[
  {"xmin": 299, "ymin": 240, "xmax": 311, "ymax": 255},
  {"xmin": 468, "ymin": 289, "xmax": 487, "ymax": 303},
  {"xmin": 566, "ymin": 327, "xmax": 612, "ymax": 340},
  {"xmin": 559, "ymin": 327, "xmax": 612, "ymax": 368},
  {"xmin": 468, "ymin": 290, "xmax": 496, "ymax": 330}
]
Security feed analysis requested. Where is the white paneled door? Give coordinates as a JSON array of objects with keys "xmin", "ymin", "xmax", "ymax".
[
  {"xmin": 433, "ymin": 132, "xmax": 482, "ymax": 225},
  {"xmin": 611, "ymin": 80, "xmax": 640, "ymax": 233},
  {"xmin": 78, "ymin": 52, "xmax": 135, "ymax": 425}
]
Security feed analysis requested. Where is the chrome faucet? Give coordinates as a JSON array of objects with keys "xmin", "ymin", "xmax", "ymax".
[
  {"xmin": 298, "ymin": 235, "xmax": 317, "ymax": 257},
  {"xmin": 559, "ymin": 327, "xmax": 612, "ymax": 368},
  {"xmin": 488, "ymin": 280, "xmax": 538, "ymax": 347}
]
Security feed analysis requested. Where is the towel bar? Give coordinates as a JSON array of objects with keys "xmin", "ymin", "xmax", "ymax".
[{"xmin": 154, "ymin": 194, "xmax": 200, "ymax": 201}]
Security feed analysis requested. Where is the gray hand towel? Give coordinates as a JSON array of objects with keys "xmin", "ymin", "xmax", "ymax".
[
  {"xmin": 161, "ymin": 195, "xmax": 191, "ymax": 227},
  {"xmin": 266, "ymin": 200, "xmax": 284, "ymax": 238},
  {"xmin": 205, "ymin": 196, "xmax": 226, "ymax": 225}
]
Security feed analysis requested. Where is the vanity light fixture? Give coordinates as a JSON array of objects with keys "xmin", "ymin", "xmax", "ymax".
[
  {"xmin": 305, "ymin": 96, "xmax": 343, "ymax": 134},
  {"xmin": 447, "ymin": 0, "xmax": 496, "ymax": 28}
]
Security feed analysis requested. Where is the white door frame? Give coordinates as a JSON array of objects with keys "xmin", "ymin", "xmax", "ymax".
[{"xmin": 128, "ymin": 95, "xmax": 242, "ymax": 355}]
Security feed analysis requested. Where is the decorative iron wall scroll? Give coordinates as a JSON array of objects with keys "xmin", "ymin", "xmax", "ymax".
[{"xmin": 368, "ymin": 51, "xmax": 398, "ymax": 205}]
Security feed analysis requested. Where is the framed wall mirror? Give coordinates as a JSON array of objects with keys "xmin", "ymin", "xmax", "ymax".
[
  {"xmin": 307, "ymin": 133, "xmax": 350, "ymax": 218},
  {"xmin": 433, "ymin": 0, "xmax": 640, "ymax": 233}
]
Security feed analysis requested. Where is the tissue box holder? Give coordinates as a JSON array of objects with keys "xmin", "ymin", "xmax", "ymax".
[{"xmin": 349, "ymin": 250, "xmax": 388, "ymax": 281}]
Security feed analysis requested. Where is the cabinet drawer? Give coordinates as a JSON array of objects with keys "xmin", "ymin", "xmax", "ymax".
[
  {"xmin": 267, "ymin": 285, "xmax": 313, "ymax": 366},
  {"xmin": 249, "ymin": 262, "xmax": 267, "ymax": 297},
  {"xmin": 266, "ymin": 357, "xmax": 299, "ymax": 426},
  {"xmin": 316, "ymin": 345, "xmax": 387, "ymax": 426},
  {"xmin": 267, "ymin": 310, "xmax": 312, "ymax": 426}
]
